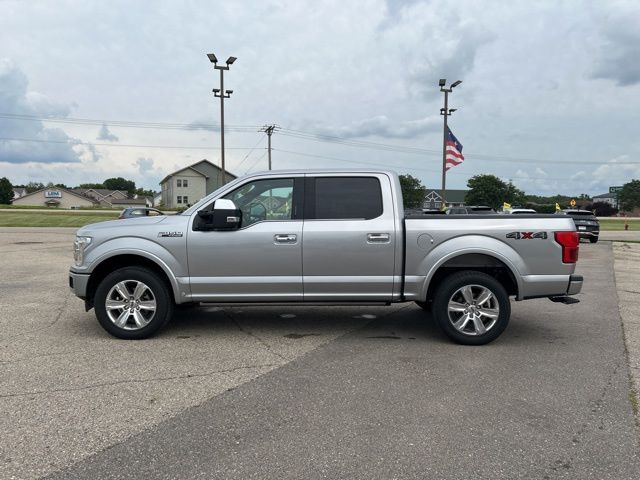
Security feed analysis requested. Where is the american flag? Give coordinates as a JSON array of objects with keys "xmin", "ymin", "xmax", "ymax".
[{"xmin": 445, "ymin": 127, "xmax": 464, "ymax": 170}]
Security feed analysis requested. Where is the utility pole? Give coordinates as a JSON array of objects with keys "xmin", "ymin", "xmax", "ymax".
[
  {"xmin": 439, "ymin": 79, "xmax": 462, "ymax": 208},
  {"xmin": 260, "ymin": 125, "xmax": 279, "ymax": 170},
  {"xmin": 207, "ymin": 53, "xmax": 237, "ymax": 186}
]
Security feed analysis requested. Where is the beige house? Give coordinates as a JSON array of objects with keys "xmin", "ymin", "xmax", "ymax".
[
  {"xmin": 160, "ymin": 160, "xmax": 236, "ymax": 209},
  {"xmin": 73, "ymin": 188, "xmax": 128, "ymax": 207},
  {"xmin": 12, "ymin": 188, "xmax": 98, "ymax": 208}
]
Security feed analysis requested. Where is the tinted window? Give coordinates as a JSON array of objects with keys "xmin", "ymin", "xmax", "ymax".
[{"xmin": 311, "ymin": 177, "xmax": 382, "ymax": 220}]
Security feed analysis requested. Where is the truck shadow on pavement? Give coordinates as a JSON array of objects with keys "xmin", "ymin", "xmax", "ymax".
[{"xmin": 156, "ymin": 302, "xmax": 565, "ymax": 347}]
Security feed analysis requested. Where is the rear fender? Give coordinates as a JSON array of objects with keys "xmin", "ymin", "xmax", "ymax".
[{"xmin": 417, "ymin": 235, "xmax": 525, "ymax": 300}]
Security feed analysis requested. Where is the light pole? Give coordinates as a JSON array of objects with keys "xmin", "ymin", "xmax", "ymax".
[
  {"xmin": 439, "ymin": 78, "xmax": 462, "ymax": 208},
  {"xmin": 207, "ymin": 53, "xmax": 237, "ymax": 186}
]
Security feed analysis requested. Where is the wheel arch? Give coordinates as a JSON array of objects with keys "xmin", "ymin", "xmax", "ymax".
[
  {"xmin": 86, "ymin": 253, "xmax": 181, "ymax": 308},
  {"xmin": 422, "ymin": 251, "xmax": 522, "ymax": 303}
]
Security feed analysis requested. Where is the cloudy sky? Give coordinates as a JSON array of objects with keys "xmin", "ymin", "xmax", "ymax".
[{"xmin": 1, "ymin": 0, "xmax": 639, "ymax": 195}]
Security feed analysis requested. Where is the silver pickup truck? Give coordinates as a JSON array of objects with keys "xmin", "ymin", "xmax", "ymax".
[{"xmin": 69, "ymin": 170, "xmax": 582, "ymax": 345}]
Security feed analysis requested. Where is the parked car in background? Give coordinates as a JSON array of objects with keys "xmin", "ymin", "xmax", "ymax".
[
  {"xmin": 118, "ymin": 208, "xmax": 164, "ymax": 219},
  {"xmin": 503, "ymin": 208, "xmax": 537, "ymax": 215},
  {"xmin": 446, "ymin": 206, "xmax": 495, "ymax": 215},
  {"xmin": 557, "ymin": 209, "xmax": 599, "ymax": 243}
]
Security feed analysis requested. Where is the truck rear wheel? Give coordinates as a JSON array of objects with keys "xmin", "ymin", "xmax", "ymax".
[
  {"xmin": 94, "ymin": 267, "xmax": 174, "ymax": 339},
  {"xmin": 432, "ymin": 271, "xmax": 510, "ymax": 345},
  {"xmin": 589, "ymin": 236, "xmax": 598, "ymax": 243}
]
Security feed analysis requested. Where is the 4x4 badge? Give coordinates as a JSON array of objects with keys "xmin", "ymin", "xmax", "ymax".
[{"xmin": 506, "ymin": 231, "xmax": 548, "ymax": 240}]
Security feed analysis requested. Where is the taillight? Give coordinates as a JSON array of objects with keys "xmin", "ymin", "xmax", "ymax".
[{"xmin": 554, "ymin": 231, "xmax": 579, "ymax": 263}]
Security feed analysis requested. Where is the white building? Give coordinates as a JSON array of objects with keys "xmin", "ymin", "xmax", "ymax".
[{"xmin": 592, "ymin": 192, "xmax": 617, "ymax": 208}]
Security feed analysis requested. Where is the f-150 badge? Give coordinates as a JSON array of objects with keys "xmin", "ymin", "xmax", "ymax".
[
  {"xmin": 158, "ymin": 231, "xmax": 183, "ymax": 238},
  {"xmin": 506, "ymin": 231, "xmax": 547, "ymax": 240}
]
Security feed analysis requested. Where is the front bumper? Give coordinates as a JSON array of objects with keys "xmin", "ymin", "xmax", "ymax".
[{"xmin": 69, "ymin": 270, "xmax": 90, "ymax": 299}]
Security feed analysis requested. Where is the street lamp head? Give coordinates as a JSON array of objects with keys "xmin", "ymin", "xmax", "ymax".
[
  {"xmin": 449, "ymin": 108, "xmax": 457, "ymax": 113},
  {"xmin": 451, "ymin": 80, "xmax": 462, "ymax": 88},
  {"xmin": 226, "ymin": 56, "xmax": 237, "ymax": 65},
  {"xmin": 207, "ymin": 53, "xmax": 218, "ymax": 64},
  {"xmin": 212, "ymin": 88, "xmax": 220, "ymax": 93},
  {"xmin": 225, "ymin": 89, "xmax": 233, "ymax": 95},
  {"xmin": 439, "ymin": 79, "xmax": 446, "ymax": 87}
]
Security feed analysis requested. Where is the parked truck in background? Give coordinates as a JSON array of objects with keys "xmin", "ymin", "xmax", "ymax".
[{"xmin": 69, "ymin": 170, "xmax": 582, "ymax": 345}]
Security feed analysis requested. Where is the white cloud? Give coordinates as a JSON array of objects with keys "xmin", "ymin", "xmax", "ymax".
[
  {"xmin": 97, "ymin": 123, "xmax": 119, "ymax": 142},
  {"xmin": 0, "ymin": 59, "xmax": 81, "ymax": 164}
]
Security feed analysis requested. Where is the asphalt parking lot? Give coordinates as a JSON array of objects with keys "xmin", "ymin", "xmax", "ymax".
[{"xmin": 1, "ymin": 228, "xmax": 639, "ymax": 479}]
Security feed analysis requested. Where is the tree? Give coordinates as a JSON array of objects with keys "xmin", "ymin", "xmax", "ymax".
[
  {"xmin": 465, "ymin": 174, "xmax": 525, "ymax": 209},
  {"xmin": 619, "ymin": 179, "xmax": 640, "ymax": 212},
  {"xmin": 135, "ymin": 187, "xmax": 156, "ymax": 198},
  {"xmin": 399, "ymin": 174, "xmax": 427, "ymax": 209},
  {"xmin": 103, "ymin": 177, "xmax": 136, "ymax": 196},
  {"xmin": 589, "ymin": 202, "xmax": 618, "ymax": 217},
  {"xmin": 0, "ymin": 177, "xmax": 13, "ymax": 204},
  {"xmin": 78, "ymin": 183, "xmax": 105, "ymax": 189},
  {"xmin": 25, "ymin": 181, "xmax": 45, "ymax": 193}
]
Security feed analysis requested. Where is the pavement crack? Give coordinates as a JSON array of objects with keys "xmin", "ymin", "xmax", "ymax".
[
  {"xmin": 2, "ymin": 290, "xmax": 72, "ymax": 341},
  {"xmin": 0, "ymin": 363, "xmax": 279, "ymax": 399},
  {"xmin": 224, "ymin": 310, "xmax": 288, "ymax": 362}
]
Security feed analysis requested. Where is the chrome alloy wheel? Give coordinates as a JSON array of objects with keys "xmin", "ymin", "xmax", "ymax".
[
  {"xmin": 447, "ymin": 284, "xmax": 500, "ymax": 336},
  {"xmin": 105, "ymin": 280, "xmax": 157, "ymax": 330}
]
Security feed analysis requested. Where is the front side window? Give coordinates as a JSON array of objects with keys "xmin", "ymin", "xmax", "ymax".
[
  {"xmin": 183, "ymin": 196, "xmax": 189, "ymax": 205},
  {"xmin": 177, "ymin": 196, "xmax": 182, "ymax": 204},
  {"xmin": 183, "ymin": 179, "xmax": 188, "ymax": 188},
  {"xmin": 177, "ymin": 179, "xmax": 182, "ymax": 187},
  {"xmin": 310, "ymin": 177, "xmax": 383, "ymax": 220},
  {"xmin": 224, "ymin": 178, "xmax": 294, "ymax": 228}
]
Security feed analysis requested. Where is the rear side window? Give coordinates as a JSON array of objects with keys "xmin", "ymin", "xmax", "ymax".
[{"xmin": 308, "ymin": 177, "xmax": 383, "ymax": 220}]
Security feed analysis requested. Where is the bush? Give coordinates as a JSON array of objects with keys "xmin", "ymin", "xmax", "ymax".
[{"xmin": 588, "ymin": 202, "xmax": 618, "ymax": 217}]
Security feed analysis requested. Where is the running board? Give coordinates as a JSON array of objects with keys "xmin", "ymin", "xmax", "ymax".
[{"xmin": 548, "ymin": 295, "xmax": 580, "ymax": 304}]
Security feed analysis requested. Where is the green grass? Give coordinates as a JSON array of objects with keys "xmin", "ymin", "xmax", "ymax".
[
  {"xmin": 0, "ymin": 210, "xmax": 119, "ymax": 227},
  {"xmin": 599, "ymin": 219, "xmax": 640, "ymax": 231}
]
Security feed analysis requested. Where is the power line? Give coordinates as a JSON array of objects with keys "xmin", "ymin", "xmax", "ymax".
[
  {"xmin": 2, "ymin": 112, "xmax": 638, "ymax": 166},
  {"xmin": 234, "ymin": 134, "xmax": 267, "ymax": 170},
  {"xmin": 244, "ymin": 150, "xmax": 268, "ymax": 174},
  {"xmin": 0, "ymin": 113, "xmax": 259, "ymax": 132},
  {"xmin": 0, "ymin": 136, "xmax": 259, "ymax": 150},
  {"xmin": 272, "ymin": 148, "xmax": 587, "ymax": 182}
]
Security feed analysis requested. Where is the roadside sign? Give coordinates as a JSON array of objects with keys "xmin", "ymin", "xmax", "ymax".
[
  {"xmin": 570, "ymin": 199, "xmax": 576, "ymax": 207},
  {"xmin": 609, "ymin": 186, "xmax": 623, "ymax": 194}
]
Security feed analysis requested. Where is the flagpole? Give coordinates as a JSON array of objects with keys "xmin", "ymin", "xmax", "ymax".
[
  {"xmin": 441, "ymin": 88, "xmax": 449, "ymax": 207},
  {"xmin": 439, "ymin": 79, "xmax": 462, "ymax": 209}
]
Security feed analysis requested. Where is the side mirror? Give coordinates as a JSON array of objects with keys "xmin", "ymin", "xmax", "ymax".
[{"xmin": 195, "ymin": 199, "xmax": 242, "ymax": 231}]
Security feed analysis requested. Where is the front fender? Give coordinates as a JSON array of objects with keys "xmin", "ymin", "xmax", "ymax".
[
  {"xmin": 416, "ymin": 235, "xmax": 525, "ymax": 301},
  {"xmin": 79, "ymin": 237, "xmax": 188, "ymax": 302}
]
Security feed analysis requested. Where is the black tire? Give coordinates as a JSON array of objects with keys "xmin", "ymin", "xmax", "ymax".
[
  {"xmin": 589, "ymin": 236, "xmax": 598, "ymax": 243},
  {"xmin": 414, "ymin": 300, "xmax": 430, "ymax": 311},
  {"xmin": 432, "ymin": 271, "xmax": 511, "ymax": 345},
  {"xmin": 94, "ymin": 267, "xmax": 174, "ymax": 339}
]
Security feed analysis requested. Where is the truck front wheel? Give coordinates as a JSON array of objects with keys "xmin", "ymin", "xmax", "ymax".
[
  {"xmin": 94, "ymin": 267, "xmax": 174, "ymax": 339},
  {"xmin": 432, "ymin": 271, "xmax": 510, "ymax": 345}
]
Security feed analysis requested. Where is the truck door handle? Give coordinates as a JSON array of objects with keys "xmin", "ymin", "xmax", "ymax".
[
  {"xmin": 274, "ymin": 234, "xmax": 297, "ymax": 244},
  {"xmin": 367, "ymin": 233, "xmax": 390, "ymax": 243}
]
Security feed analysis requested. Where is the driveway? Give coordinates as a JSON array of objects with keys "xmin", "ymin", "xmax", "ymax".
[{"xmin": 0, "ymin": 228, "xmax": 638, "ymax": 479}]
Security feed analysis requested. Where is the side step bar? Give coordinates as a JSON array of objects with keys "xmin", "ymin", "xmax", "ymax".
[{"xmin": 549, "ymin": 295, "xmax": 580, "ymax": 304}]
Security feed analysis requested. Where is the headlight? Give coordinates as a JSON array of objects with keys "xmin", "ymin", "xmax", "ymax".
[{"xmin": 73, "ymin": 236, "xmax": 92, "ymax": 266}]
